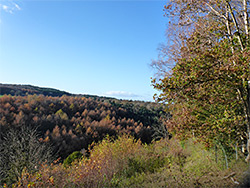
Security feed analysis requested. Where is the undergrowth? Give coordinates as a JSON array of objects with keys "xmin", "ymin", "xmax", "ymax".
[{"xmin": 11, "ymin": 135, "xmax": 249, "ymax": 188}]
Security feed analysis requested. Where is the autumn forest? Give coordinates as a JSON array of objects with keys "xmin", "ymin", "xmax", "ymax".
[{"xmin": 1, "ymin": 0, "xmax": 250, "ymax": 187}]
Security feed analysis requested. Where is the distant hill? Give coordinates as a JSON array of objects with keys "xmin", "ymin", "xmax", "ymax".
[
  {"xmin": 0, "ymin": 83, "xmax": 113, "ymax": 100},
  {"xmin": 0, "ymin": 83, "xmax": 72, "ymax": 97}
]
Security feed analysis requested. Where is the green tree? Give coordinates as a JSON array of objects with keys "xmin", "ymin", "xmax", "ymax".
[
  {"xmin": 63, "ymin": 151, "xmax": 83, "ymax": 167},
  {"xmin": 152, "ymin": 0, "xmax": 250, "ymax": 160},
  {"xmin": 55, "ymin": 109, "xmax": 69, "ymax": 121}
]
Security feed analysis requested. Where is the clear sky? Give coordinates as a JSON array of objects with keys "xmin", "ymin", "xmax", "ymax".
[{"xmin": 0, "ymin": 0, "xmax": 167, "ymax": 101}]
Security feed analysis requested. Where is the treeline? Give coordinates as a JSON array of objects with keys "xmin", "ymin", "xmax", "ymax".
[
  {"xmin": 0, "ymin": 83, "xmax": 72, "ymax": 97},
  {"xmin": 0, "ymin": 83, "xmax": 115, "ymax": 100},
  {"xmin": 0, "ymin": 95, "xmax": 169, "ymax": 159}
]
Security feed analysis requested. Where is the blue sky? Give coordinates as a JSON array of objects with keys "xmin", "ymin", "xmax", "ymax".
[{"xmin": 0, "ymin": 0, "xmax": 167, "ymax": 101}]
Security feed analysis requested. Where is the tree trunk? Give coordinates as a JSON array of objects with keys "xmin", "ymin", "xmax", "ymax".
[
  {"xmin": 246, "ymin": 81, "xmax": 250, "ymax": 163},
  {"xmin": 225, "ymin": 1, "xmax": 244, "ymax": 51},
  {"xmin": 235, "ymin": 142, "xmax": 238, "ymax": 161},
  {"xmin": 215, "ymin": 144, "xmax": 218, "ymax": 163},
  {"xmin": 220, "ymin": 142, "xmax": 229, "ymax": 169}
]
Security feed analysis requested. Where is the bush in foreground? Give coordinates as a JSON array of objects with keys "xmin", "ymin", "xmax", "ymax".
[
  {"xmin": 0, "ymin": 126, "xmax": 54, "ymax": 186},
  {"xmin": 13, "ymin": 135, "xmax": 249, "ymax": 188},
  {"xmin": 63, "ymin": 151, "xmax": 83, "ymax": 167}
]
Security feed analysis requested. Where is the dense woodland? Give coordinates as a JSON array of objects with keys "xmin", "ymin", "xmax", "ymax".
[{"xmin": 0, "ymin": 92, "xmax": 169, "ymax": 160}]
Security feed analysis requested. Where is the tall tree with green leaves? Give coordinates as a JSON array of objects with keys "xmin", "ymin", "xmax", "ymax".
[{"xmin": 152, "ymin": 0, "xmax": 250, "ymax": 160}]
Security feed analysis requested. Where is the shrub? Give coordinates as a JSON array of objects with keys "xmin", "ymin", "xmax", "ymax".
[
  {"xmin": 0, "ymin": 126, "xmax": 54, "ymax": 186},
  {"xmin": 13, "ymin": 135, "xmax": 249, "ymax": 188},
  {"xmin": 63, "ymin": 151, "xmax": 83, "ymax": 167}
]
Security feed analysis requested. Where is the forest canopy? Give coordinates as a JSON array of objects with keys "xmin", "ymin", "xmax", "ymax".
[{"xmin": 0, "ymin": 93, "xmax": 169, "ymax": 160}]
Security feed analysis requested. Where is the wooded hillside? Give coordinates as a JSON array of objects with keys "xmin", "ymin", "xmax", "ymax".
[{"xmin": 0, "ymin": 93, "xmax": 169, "ymax": 160}]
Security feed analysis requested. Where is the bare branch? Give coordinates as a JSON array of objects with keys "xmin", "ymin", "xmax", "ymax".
[
  {"xmin": 243, "ymin": 0, "xmax": 249, "ymax": 39},
  {"xmin": 226, "ymin": 1, "xmax": 245, "ymax": 50},
  {"xmin": 205, "ymin": 2, "xmax": 227, "ymax": 20}
]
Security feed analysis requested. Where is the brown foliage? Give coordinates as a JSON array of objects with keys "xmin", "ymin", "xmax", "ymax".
[{"xmin": 0, "ymin": 95, "xmax": 168, "ymax": 160}]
